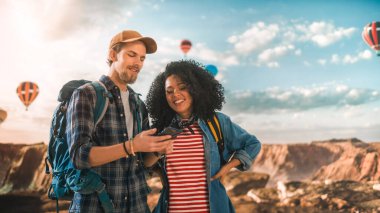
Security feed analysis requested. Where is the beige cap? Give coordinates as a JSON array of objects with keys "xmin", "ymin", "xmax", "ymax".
[{"xmin": 109, "ymin": 30, "xmax": 157, "ymax": 54}]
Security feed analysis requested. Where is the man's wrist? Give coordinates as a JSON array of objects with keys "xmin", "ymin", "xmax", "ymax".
[
  {"xmin": 128, "ymin": 138, "xmax": 136, "ymax": 156},
  {"xmin": 122, "ymin": 141, "xmax": 130, "ymax": 159}
]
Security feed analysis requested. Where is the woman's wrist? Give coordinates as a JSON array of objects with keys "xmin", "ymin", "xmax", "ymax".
[{"xmin": 227, "ymin": 158, "xmax": 241, "ymax": 168}]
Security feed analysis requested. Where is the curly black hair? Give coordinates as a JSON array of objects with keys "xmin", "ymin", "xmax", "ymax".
[{"xmin": 146, "ymin": 60, "xmax": 225, "ymax": 131}]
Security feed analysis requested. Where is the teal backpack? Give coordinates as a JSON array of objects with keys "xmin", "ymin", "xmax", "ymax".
[{"xmin": 45, "ymin": 80, "xmax": 114, "ymax": 213}]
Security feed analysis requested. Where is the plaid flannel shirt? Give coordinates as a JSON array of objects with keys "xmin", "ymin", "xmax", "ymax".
[{"xmin": 66, "ymin": 75, "xmax": 151, "ymax": 213}]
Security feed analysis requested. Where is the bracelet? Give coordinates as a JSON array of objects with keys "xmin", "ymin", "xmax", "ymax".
[
  {"xmin": 122, "ymin": 141, "xmax": 129, "ymax": 159},
  {"xmin": 129, "ymin": 138, "xmax": 136, "ymax": 156}
]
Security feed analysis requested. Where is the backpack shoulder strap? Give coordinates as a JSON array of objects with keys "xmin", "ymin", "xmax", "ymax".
[
  {"xmin": 91, "ymin": 81, "xmax": 111, "ymax": 126},
  {"xmin": 206, "ymin": 114, "xmax": 226, "ymax": 165},
  {"xmin": 206, "ymin": 114, "xmax": 225, "ymax": 165},
  {"xmin": 85, "ymin": 81, "xmax": 115, "ymax": 212},
  {"xmin": 206, "ymin": 114, "xmax": 223, "ymax": 144}
]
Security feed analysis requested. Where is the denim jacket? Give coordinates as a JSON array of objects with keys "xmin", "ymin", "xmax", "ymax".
[{"xmin": 153, "ymin": 112, "xmax": 261, "ymax": 213}]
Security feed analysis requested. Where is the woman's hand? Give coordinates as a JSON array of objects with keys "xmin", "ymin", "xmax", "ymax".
[{"xmin": 211, "ymin": 158, "xmax": 241, "ymax": 181}]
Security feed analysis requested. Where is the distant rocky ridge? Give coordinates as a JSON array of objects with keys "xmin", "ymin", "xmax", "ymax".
[
  {"xmin": 252, "ymin": 138, "xmax": 380, "ymax": 186},
  {"xmin": 1, "ymin": 138, "xmax": 380, "ymax": 212}
]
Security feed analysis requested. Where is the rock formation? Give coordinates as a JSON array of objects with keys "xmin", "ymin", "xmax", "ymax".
[
  {"xmin": 1, "ymin": 138, "xmax": 380, "ymax": 212},
  {"xmin": 0, "ymin": 142, "xmax": 50, "ymax": 195},
  {"xmin": 252, "ymin": 138, "xmax": 380, "ymax": 186}
]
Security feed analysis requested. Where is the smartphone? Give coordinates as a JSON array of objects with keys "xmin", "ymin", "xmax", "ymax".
[{"xmin": 157, "ymin": 127, "xmax": 183, "ymax": 137}]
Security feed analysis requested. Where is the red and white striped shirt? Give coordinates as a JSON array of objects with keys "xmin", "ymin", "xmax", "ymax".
[{"xmin": 165, "ymin": 121, "xmax": 210, "ymax": 213}]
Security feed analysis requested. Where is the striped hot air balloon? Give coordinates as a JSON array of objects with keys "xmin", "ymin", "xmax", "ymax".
[
  {"xmin": 362, "ymin": 21, "xmax": 380, "ymax": 56},
  {"xmin": 180, "ymin": 39, "xmax": 192, "ymax": 57},
  {"xmin": 16, "ymin": 81, "xmax": 39, "ymax": 111}
]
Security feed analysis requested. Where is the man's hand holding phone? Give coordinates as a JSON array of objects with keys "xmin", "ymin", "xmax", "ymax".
[
  {"xmin": 132, "ymin": 128, "xmax": 174, "ymax": 154},
  {"xmin": 138, "ymin": 128, "xmax": 178, "ymax": 167}
]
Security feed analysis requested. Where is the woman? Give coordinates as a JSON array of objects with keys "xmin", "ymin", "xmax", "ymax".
[{"xmin": 146, "ymin": 60, "xmax": 261, "ymax": 213}]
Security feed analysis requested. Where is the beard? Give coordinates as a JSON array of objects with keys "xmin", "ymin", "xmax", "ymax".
[
  {"xmin": 120, "ymin": 71, "xmax": 137, "ymax": 84},
  {"xmin": 119, "ymin": 65, "xmax": 139, "ymax": 84}
]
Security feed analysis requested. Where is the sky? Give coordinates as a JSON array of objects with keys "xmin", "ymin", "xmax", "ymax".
[{"xmin": 0, "ymin": 0, "xmax": 379, "ymax": 144}]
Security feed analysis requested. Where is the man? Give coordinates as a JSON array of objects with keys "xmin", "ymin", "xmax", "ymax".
[{"xmin": 66, "ymin": 30, "xmax": 173, "ymax": 213}]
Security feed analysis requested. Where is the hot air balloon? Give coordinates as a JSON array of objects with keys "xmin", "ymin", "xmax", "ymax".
[
  {"xmin": 205, "ymin": 64, "xmax": 218, "ymax": 76},
  {"xmin": 180, "ymin": 39, "xmax": 192, "ymax": 57},
  {"xmin": 362, "ymin": 21, "xmax": 380, "ymax": 56},
  {"xmin": 0, "ymin": 108, "xmax": 7, "ymax": 125},
  {"xmin": 16, "ymin": 81, "xmax": 39, "ymax": 111}
]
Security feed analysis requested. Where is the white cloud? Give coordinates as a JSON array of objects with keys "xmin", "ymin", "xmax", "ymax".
[
  {"xmin": 336, "ymin": 84, "xmax": 349, "ymax": 93},
  {"xmin": 318, "ymin": 59, "xmax": 327, "ymax": 65},
  {"xmin": 283, "ymin": 30, "xmax": 297, "ymax": 42},
  {"xmin": 358, "ymin": 50, "xmax": 372, "ymax": 59},
  {"xmin": 126, "ymin": 11, "xmax": 134, "ymax": 17},
  {"xmin": 226, "ymin": 109, "xmax": 380, "ymax": 144},
  {"xmin": 156, "ymin": 37, "xmax": 239, "ymax": 67},
  {"xmin": 155, "ymin": 37, "xmax": 183, "ymax": 56},
  {"xmin": 347, "ymin": 89, "xmax": 360, "ymax": 99},
  {"xmin": 224, "ymin": 84, "xmax": 380, "ymax": 114},
  {"xmin": 194, "ymin": 43, "xmax": 221, "ymax": 61},
  {"xmin": 343, "ymin": 55, "xmax": 358, "ymax": 64},
  {"xmin": 7, "ymin": 0, "xmax": 139, "ymax": 40},
  {"xmin": 331, "ymin": 54, "xmax": 340, "ymax": 64},
  {"xmin": 228, "ymin": 22, "xmax": 279, "ymax": 55},
  {"xmin": 328, "ymin": 50, "xmax": 372, "ymax": 64},
  {"xmin": 230, "ymin": 20, "xmax": 357, "ymax": 67},
  {"xmin": 192, "ymin": 43, "xmax": 239, "ymax": 66},
  {"xmin": 257, "ymin": 44, "xmax": 294, "ymax": 67},
  {"xmin": 258, "ymin": 45, "xmax": 295, "ymax": 62},
  {"xmin": 267, "ymin": 62, "xmax": 279, "ymax": 68},
  {"xmin": 296, "ymin": 21, "xmax": 356, "ymax": 47},
  {"xmin": 303, "ymin": 61, "xmax": 311, "ymax": 66}
]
